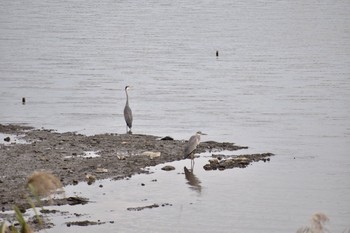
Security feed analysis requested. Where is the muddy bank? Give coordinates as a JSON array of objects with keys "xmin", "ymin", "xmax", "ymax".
[{"xmin": 0, "ymin": 124, "xmax": 262, "ymax": 212}]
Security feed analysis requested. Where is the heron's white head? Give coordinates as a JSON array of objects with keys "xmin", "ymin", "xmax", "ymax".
[
  {"xmin": 196, "ymin": 131, "xmax": 207, "ymax": 135},
  {"xmin": 125, "ymin": 86, "xmax": 131, "ymax": 90}
]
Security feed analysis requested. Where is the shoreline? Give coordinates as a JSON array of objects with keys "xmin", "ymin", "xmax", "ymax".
[{"xmin": 0, "ymin": 124, "xmax": 272, "ymax": 214}]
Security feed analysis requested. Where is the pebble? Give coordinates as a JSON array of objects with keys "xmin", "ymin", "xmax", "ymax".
[
  {"xmin": 142, "ymin": 151, "xmax": 161, "ymax": 159},
  {"xmin": 96, "ymin": 168, "xmax": 108, "ymax": 173},
  {"xmin": 85, "ymin": 174, "xmax": 96, "ymax": 185}
]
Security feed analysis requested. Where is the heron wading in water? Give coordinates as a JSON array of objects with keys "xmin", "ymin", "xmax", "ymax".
[
  {"xmin": 184, "ymin": 131, "xmax": 207, "ymax": 167},
  {"xmin": 124, "ymin": 86, "xmax": 133, "ymax": 134}
]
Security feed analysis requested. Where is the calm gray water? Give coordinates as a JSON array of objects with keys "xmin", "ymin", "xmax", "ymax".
[{"xmin": 1, "ymin": 0, "xmax": 350, "ymax": 232}]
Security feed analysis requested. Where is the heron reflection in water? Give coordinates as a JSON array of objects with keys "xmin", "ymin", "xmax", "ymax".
[
  {"xmin": 183, "ymin": 131, "xmax": 207, "ymax": 167},
  {"xmin": 184, "ymin": 166, "xmax": 202, "ymax": 194}
]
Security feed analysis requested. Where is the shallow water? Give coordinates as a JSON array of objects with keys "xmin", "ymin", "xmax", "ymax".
[
  {"xmin": 1, "ymin": 0, "xmax": 350, "ymax": 232},
  {"xmin": 38, "ymin": 152, "xmax": 348, "ymax": 233},
  {"xmin": 0, "ymin": 133, "xmax": 27, "ymax": 145},
  {"xmin": 38, "ymin": 152, "xmax": 284, "ymax": 233}
]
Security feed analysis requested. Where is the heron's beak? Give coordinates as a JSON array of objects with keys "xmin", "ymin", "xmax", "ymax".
[{"xmin": 201, "ymin": 132, "xmax": 207, "ymax": 135}]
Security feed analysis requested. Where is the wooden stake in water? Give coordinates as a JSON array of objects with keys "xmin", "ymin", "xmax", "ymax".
[{"xmin": 22, "ymin": 97, "xmax": 26, "ymax": 104}]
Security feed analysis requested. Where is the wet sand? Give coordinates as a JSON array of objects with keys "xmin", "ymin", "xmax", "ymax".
[{"xmin": 0, "ymin": 124, "xmax": 273, "ymax": 215}]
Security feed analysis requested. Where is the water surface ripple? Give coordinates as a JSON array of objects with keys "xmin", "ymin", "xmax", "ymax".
[{"xmin": 1, "ymin": 0, "xmax": 349, "ymax": 232}]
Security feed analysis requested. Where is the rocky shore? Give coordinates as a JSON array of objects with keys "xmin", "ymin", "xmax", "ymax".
[{"xmin": 0, "ymin": 124, "xmax": 273, "ymax": 214}]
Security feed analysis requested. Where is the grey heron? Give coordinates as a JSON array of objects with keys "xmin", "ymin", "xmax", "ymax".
[
  {"xmin": 124, "ymin": 86, "xmax": 133, "ymax": 134},
  {"xmin": 184, "ymin": 131, "xmax": 207, "ymax": 166}
]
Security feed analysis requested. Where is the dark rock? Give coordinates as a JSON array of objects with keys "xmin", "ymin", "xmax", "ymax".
[
  {"xmin": 160, "ymin": 136, "xmax": 174, "ymax": 140},
  {"xmin": 112, "ymin": 175, "xmax": 125, "ymax": 181},
  {"xmin": 127, "ymin": 204, "xmax": 159, "ymax": 211},
  {"xmin": 218, "ymin": 166, "xmax": 226, "ymax": 171},
  {"xmin": 67, "ymin": 196, "xmax": 89, "ymax": 205},
  {"xmin": 161, "ymin": 203, "xmax": 172, "ymax": 207},
  {"xmin": 65, "ymin": 220, "xmax": 103, "ymax": 226},
  {"xmin": 4, "ymin": 137, "xmax": 10, "ymax": 142},
  {"xmin": 203, "ymin": 164, "xmax": 212, "ymax": 170},
  {"xmin": 40, "ymin": 209, "xmax": 60, "ymax": 214},
  {"xmin": 161, "ymin": 165, "xmax": 175, "ymax": 171}
]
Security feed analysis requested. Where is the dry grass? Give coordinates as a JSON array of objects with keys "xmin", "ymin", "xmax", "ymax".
[
  {"xmin": 1, "ymin": 171, "xmax": 64, "ymax": 233},
  {"xmin": 296, "ymin": 212, "xmax": 329, "ymax": 233},
  {"xmin": 26, "ymin": 171, "xmax": 63, "ymax": 198}
]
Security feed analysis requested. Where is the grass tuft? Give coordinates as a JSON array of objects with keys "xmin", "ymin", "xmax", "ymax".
[
  {"xmin": 27, "ymin": 171, "xmax": 63, "ymax": 198},
  {"xmin": 13, "ymin": 206, "xmax": 33, "ymax": 233},
  {"xmin": 296, "ymin": 212, "xmax": 329, "ymax": 233}
]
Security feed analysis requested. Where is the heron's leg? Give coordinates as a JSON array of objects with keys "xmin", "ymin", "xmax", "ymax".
[
  {"xmin": 191, "ymin": 153, "xmax": 195, "ymax": 170},
  {"xmin": 191, "ymin": 159, "xmax": 194, "ymax": 171}
]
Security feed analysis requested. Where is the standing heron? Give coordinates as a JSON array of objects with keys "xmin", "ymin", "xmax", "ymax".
[
  {"xmin": 124, "ymin": 86, "xmax": 133, "ymax": 134},
  {"xmin": 184, "ymin": 131, "xmax": 207, "ymax": 167}
]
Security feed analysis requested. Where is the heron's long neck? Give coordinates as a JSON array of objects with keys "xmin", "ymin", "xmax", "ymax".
[{"xmin": 125, "ymin": 90, "xmax": 129, "ymax": 105}]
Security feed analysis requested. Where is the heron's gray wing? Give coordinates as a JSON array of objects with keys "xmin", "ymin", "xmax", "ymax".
[
  {"xmin": 184, "ymin": 135, "xmax": 199, "ymax": 158},
  {"xmin": 124, "ymin": 105, "xmax": 133, "ymax": 128}
]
